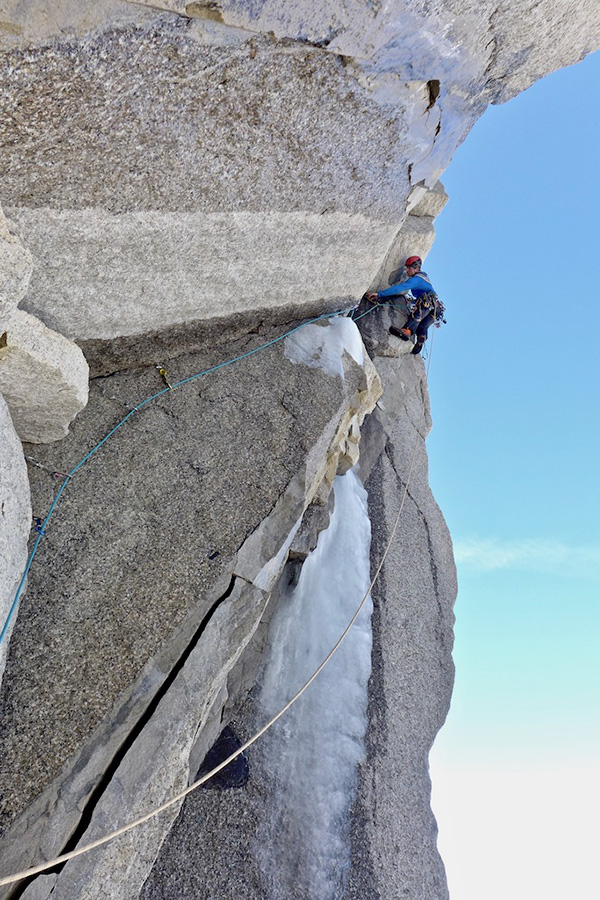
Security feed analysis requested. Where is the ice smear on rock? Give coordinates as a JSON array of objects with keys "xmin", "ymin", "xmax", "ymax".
[
  {"xmin": 284, "ymin": 316, "xmax": 364, "ymax": 378},
  {"xmin": 254, "ymin": 468, "xmax": 373, "ymax": 899}
]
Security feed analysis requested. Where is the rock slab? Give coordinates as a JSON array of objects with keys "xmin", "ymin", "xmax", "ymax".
[
  {"xmin": 0, "ymin": 395, "xmax": 31, "ymax": 684},
  {"xmin": 0, "ymin": 205, "xmax": 32, "ymax": 332}
]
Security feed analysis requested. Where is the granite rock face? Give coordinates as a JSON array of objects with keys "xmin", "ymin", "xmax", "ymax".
[
  {"xmin": 2, "ymin": 1, "xmax": 598, "ymax": 358},
  {"xmin": 0, "ymin": 205, "xmax": 89, "ymax": 443},
  {"xmin": 1, "ymin": 17, "xmax": 406, "ymax": 347},
  {"xmin": 0, "ymin": 396, "xmax": 31, "ymax": 683},
  {"xmin": 347, "ymin": 340, "xmax": 457, "ymax": 899},
  {"xmin": 37, "ymin": 578, "xmax": 269, "ymax": 900},
  {"xmin": 134, "ymin": 323, "xmax": 454, "ymax": 900},
  {"xmin": 0, "ymin": 206, "xmax": 33, "ymax": 332},
  {"xmin": 0, "ymin": 310, "xmax": 89, "ymax": 443}
]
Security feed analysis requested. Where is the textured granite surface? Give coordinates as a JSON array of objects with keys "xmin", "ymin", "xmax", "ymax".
[
  {"xmin": 347, "ymin": 349, "xmax": 456, "ymax": 899},
  {"xmin": 0, "ymin": 205, "xmax": 32, "ymax": 332},
  {"xmin": 0, "ymin": 315, "xmax": 379, "ymax": 894},
  {"xmin": 0, "ymin": 396, "xmax": 31, "ymax": 683},
  {"xmin": 0, "ymin": 309, "xmax": 89, "ymax": 443},
  {"xmin": 2, "ymin": 2, "xmax": 597, "ymax": 348}
]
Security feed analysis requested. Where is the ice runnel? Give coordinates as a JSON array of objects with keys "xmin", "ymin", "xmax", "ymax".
[{"xmin": 254, "ymin": 468, "xmax": 373, "ymax": 899}]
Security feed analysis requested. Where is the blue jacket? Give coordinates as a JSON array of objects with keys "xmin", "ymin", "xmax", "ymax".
[{"xmin": 376, "ymin": 271, "xmax": 435, "ymax": 301}]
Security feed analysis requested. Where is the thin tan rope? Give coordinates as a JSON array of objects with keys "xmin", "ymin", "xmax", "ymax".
[{"xmin": 0, "ymin": 332, "xmax": 434, "ymax": 888}]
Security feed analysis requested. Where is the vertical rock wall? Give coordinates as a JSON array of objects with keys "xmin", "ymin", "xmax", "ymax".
[
  {"xmin": 0, "ymin": 396, "xmax": 31, "ymax": 682},
  {"xmin": 348, "ymin": 340, "xmax": 457, "ymax": 899}
]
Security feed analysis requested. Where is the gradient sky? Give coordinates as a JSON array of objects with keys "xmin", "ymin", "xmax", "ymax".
[{"xmin": 424, "ymin": 50, "xmax": 600, "ymax": 900}]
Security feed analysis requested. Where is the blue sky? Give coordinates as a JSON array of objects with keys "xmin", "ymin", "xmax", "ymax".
[{"xmin": 425, "ymin": 50, "xmax": 600, "ymax": 899}]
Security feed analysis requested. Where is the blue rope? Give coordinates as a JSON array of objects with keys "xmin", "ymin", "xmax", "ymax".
[
  {"xmin": 1, "ymin": 477, "xmax": 71, "ymax": 646},
  {"xmin": 0, "ymin": 305, "xmax": 378, "ymax": 647}
]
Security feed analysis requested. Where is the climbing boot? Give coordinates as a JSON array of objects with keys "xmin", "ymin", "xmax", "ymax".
[
  {"xmin": 390, "ymin": 326, "xmax": 412, "ymax": 341},
  {"xmin": 411, "ymin": 337, "xmax": 426, "ymax": 355}
]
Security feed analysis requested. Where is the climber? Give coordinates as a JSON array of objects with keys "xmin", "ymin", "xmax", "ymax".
[{"xmin": 365, "ymin": 256, "xmax": 445, "ymax": 355}]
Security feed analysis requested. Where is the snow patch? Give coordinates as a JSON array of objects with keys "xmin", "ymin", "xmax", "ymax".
[
  {"xmin": 284, "ymin": 316, "xmax": 364, "ymax": 379},
  {"xmin": 254, "ymin": 469, "xmax": 373, "ymax": 899}
]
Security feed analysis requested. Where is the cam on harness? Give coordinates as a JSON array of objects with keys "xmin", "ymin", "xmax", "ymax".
[{"xmin": 405, "ymin": 290, "xmax": 446, "ymax": 328}]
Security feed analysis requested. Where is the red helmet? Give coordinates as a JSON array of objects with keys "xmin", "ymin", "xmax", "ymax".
[{"xmin": 405, "ymin": 256, "xmax": 422, "ymax": 268}]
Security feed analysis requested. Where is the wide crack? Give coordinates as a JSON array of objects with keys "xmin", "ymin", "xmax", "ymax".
[{"xmin": 7, "ymin": 573, "xmax": 240, "ymax": 900}]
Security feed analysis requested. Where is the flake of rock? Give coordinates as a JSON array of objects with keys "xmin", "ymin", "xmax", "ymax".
[
  {"xmin": 0, "ymin": 204, "xmax": 32, "ymax": 332},
  {"xmin": 0, "ymin": 394, "xmax": 31, "ymax": 684},
  {"xmin": 0, "ymin": 310, "xmax": 89, "ymax": 443},
  {"xmin": 376, "ymin": 213, "xmax": 437, "ymax": 295},
  {"xmin": 409, "ymin": 181, "xmax": 449, "ymax": 219}
]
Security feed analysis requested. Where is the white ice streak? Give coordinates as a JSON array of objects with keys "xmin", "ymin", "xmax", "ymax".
[
  {"xmin": 284, "ymin": 316, "xmax": 364, "ymax": 378},
  {"xmin": 254, "ymin": 469, "xmax": 373, "ymax": 900}
]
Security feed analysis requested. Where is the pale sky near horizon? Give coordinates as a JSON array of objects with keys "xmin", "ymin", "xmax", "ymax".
[{"xmin": 425, "ymin": 50, "xmax": 600, "ymax": 900}]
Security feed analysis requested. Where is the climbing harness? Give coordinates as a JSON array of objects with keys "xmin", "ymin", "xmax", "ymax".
[
  {"xmin": 359, "ymin": 290, "xmax": 446, "ymax": 325},
  {"xmin": 406, "ymin": 291, "xmax": 446, "ymax": 325},
  {"xmin": 0, "ymin": 304, "xmax": 435, "ymax": 888}
]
